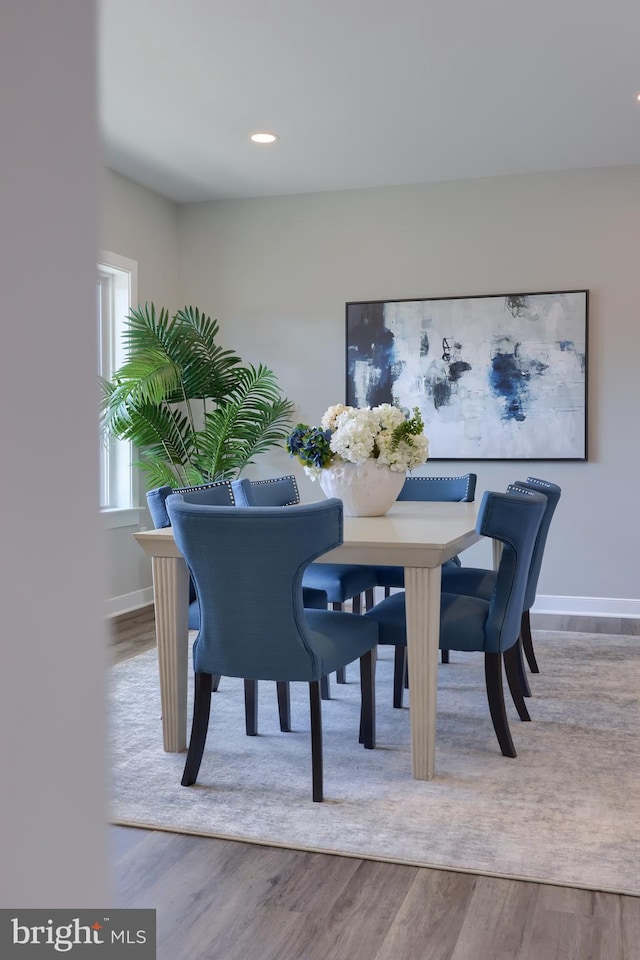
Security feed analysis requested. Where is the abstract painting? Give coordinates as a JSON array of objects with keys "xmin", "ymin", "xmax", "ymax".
[{"xmin": 346, "ymin": 290, "xmax": 588, "ymax": 460}]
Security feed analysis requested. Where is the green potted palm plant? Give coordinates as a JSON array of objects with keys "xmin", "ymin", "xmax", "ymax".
[{"xmin": 100, "ymin": 303, "xmax": 295, "ymax": 489}]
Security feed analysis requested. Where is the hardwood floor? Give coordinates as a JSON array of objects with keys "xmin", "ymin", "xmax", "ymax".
[
  {"xmin": 108, "ymin": 605, "xmax": 157, "ymax": 663},
  {"xmin": 111, "ymin": 826, "xmax": 639, "ymax": 960},
  {"xmin": 108, "ymin": 608, "xmax": 640, "ymax": 960}
]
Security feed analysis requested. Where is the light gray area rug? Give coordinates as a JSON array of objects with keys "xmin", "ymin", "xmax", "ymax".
[{"xmin": 109, "ymin": 632, "xmax": 640, "ymax": 896}]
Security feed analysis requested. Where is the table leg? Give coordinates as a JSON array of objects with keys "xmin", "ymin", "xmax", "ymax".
[
  {"xmin": 404, "ymin": 565, "xmax": 441, "ymax": 780},
  {"xmin": 151, "ymin": 555, "xmax": 190, "ymax": 752}
]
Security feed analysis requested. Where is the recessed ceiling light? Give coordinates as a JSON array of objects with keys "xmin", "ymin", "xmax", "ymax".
[{"xmin": 250, "ymin": 132, "xmax": 279, "ymax": 144}]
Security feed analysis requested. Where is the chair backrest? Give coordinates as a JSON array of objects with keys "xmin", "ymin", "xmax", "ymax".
[
  {"xmin": 231, "ymin": 474, "xmax": 300, "ymax": 508},
  {"xmin": 398, "ymin": 473, "xmax": 477, "ymax": 502},
  {"xmin": 166, "ymin": 496, "xmax": 343, "ymax": 681},
  {"xmin": 509, "ymin": 477, "xmax": 561, "ymax": 611},
  {"xmin": 477, "ymin": 489, "xmax": 547, "ymax": 652},
  {"xmin": 146, "ymin": 480, "xmax": 236, "ymax": 529}
]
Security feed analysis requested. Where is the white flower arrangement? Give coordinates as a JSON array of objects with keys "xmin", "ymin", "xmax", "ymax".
[{"xmin": 287, "ymin": 403, "xmax": 429, "ymax": 480}]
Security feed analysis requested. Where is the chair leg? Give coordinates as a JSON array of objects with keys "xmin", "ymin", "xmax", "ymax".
[
  {"xmin": 276, "ymin": 681, "xmax": 291, "ymax": 732},
  {"xmin": 484, "ymin": 652, "xmax": 517, "ymax": 758},
  {"xmin": 516, "ymin": 637, "xmax": 532, "ymax": 697},
  {"xmin": 359, "ymin": 648, "xmax": 376, "ymax": 748},
  {"xmin": 384, "ymin": 586, "xmax": 391, "ymax": 598},
  {"xmin": 332, "ymin": 603, "xmax": 348, "ymax": 684},
  {"xmin": 320, "ymin": 675, "xmax": 330, "ymax": 699},
  {"xmin": 336, "ymin": 595, "xmax": 365, "ymax": 685},
  {"xmin": 244, "ymin": 678, "xmax": 258, "ymax": 736},
  {"xmin": 181, "ymin": 672, "xmax": 213, "ymax": 786},
  {"xmin": 441, "ymin": 649, "xmax": 450, "ymax": 664},
  {"xmin": 504, "ymin": 645, "xmax": 531, "ymax": 722},
  {"xmin": 212, "ymin": 674, "xmax": 221, "ymax": 692},
  {"xmin": 309, "ymin": 681, "xmax": 323, "ymax": 802},
  {"xmin": 365, "ymin": 588, "xmax": 375, "ymax": 611},
  {"xmin": 521, "ymin": 610, "xmax": 540, "ymax": 673},
  {"xmin": 393, "ymin": 645, "xmax": 406, "ymax": 708}
]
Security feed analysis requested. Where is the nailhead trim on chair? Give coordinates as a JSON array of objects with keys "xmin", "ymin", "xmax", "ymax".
[
  {"xmin": 404, "ymin": 474, "xmax": 474, "ymax": 499},
  {"xmin": 251, "ymin": 474, "xmax": 300, "ymax": 506},
  {"xmin": 507, "ymin": 484, "xmax": 537, "ymax": 498},
  {"xmin": 176, "ymin": 479, "xmax": 235, "ymax": 503},
  {"xmin": 525, "ymin": 476, "xmax": 553, "ymax": 490}
]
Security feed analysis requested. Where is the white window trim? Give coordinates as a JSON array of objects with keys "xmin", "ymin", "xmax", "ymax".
[
  {"xmin": 98, "ymin": 249, "xmax": 141, "ymax": 525},
  {"xmin": 100, "ymin": 507, "xmax": 143, "ymax": 529}
]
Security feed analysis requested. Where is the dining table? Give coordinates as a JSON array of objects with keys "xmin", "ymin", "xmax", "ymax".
[{"xmin": 133, "ymin": 499, "xmax": 482, "ymax": 781}]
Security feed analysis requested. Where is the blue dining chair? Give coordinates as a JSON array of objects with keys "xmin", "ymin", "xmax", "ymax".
[
  {"xmin": 146, "ymin": 479, "xmax": 326, "ymax": 734},
  {"xmin": 166, "ymin": 496, "xmax": 378, "ymax": 802},
  {"xmin": 366, "ymin": 488, "xmax": 546, "ymax": 757},
  {"xmin": 440, "ymin": 477, "xmax": 561, "ymax": 693},
  {"xmin": 232, "ymin": 474, "xmax": 379, "ymax": 687}
]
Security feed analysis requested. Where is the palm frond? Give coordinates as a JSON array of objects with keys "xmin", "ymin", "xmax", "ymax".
[
  {"xmin": 100, "ymin": 302, "xmax": 294, "ymax": 487},
  {"xmin": 133, "ymin": 456, "xmax": 188, "ymax": 490},
  {"xmin": 103, "ymin": 351, "xmax": 183, "ymax": 410},
  {"xmin": 174, "ymin": 306, "xmax": 245, "ymax": 401},
  {"xmin": 195, "ymin": 365, "xmax": 295, "ymax": 478},
  {"xmin": 103, "ymin": 400, "xmax": 194, "ymax": 466},
  {"xmin": 195, "ymin": 405, "xmax": 249, "ymax": 479},
  {"xmin": 121, "ymin": 303, "xmax": 173, "ymax": 357}
]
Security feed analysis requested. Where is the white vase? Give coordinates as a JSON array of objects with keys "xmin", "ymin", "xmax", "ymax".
[{"xmin": 317, "ymin": 459, "xmax": 406, "ymax": 517}]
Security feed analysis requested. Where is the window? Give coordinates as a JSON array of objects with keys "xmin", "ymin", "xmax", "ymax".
[{"xmin": 98, "ymin": 250, "xmax": 137, "ymax": 512}]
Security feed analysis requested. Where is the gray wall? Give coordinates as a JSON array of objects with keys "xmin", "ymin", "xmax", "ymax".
[
  {"xmin": 99, "ymin": 167, "xmax": 180, "ymax": 608},
  {"xmin": 101, "ymin": 163, "xmax": 640, "ymax": 615},
  {"xmin": 1, "ymin": 0, "xmax": 108, "ymax": 905},
  {"xmin": 177, "ymin": 165, "xmax": 640, "ymax": 611}
]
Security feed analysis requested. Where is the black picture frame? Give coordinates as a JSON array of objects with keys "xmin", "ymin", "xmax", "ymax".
[{"xmin": 346, "ymin": 290, "xmax": 588, "ymax": 461}]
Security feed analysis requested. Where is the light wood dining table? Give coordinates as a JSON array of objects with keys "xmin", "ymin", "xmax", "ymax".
[{"xmin": 133, "ymin": 499, "xmax": 481, "ymax": 781}]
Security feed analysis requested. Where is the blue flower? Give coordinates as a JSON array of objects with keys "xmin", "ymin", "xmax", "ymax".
[{"xmin": 286, "ymin": 424, "xmax": 333, "ymax": 470}]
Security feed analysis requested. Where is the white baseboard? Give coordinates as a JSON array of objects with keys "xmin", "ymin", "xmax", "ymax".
[
  {"xmin": 532, "ymin": 595, "xmax": 640, "ymax": 619},
  {"xmin": 104, "ymin": 587, "xmax": 154, "ymax": 619},
  {"xmin": 104, "ymin": 588, "xmax": 640, "ymax": 622}
]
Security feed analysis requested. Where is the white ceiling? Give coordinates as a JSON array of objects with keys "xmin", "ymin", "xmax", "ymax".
[{"xmin": 99, "ymin": 0, "xmax": 640, "ymax": 203}]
